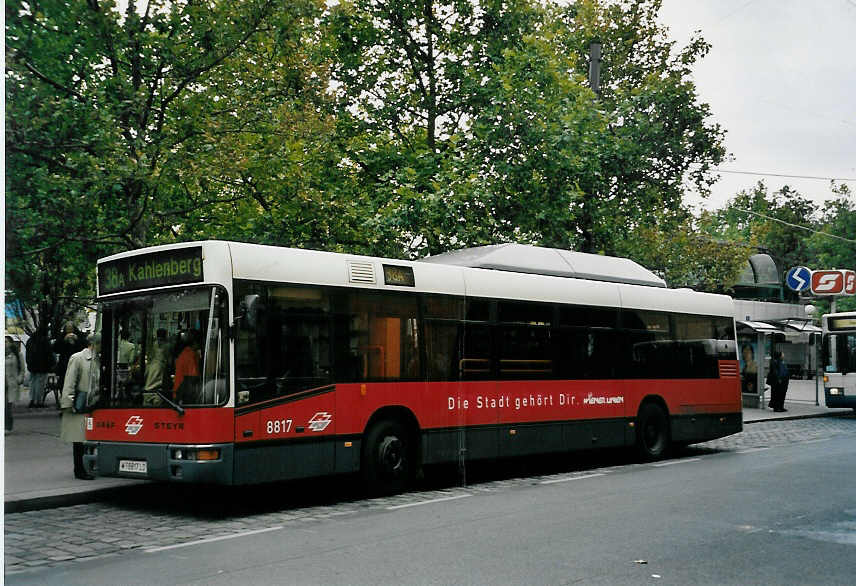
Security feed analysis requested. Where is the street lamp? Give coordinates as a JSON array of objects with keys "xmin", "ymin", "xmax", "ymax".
[{"xmin": 588, "ymin": 39, "xmax": 602, "ymax": 95}]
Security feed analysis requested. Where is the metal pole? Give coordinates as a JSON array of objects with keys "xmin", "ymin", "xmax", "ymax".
[
  {"xmin": 757, "ymin": 332, "xmax": 766, "ymax": 408},
  {"xmin": 581, "ymin": 39, "xmax": 602, "ymax": 254},
  {"xmin": 588, "ymin": 40, "xmax": 602, "ymax": 96},
  {"xmin": 815, "ymin": 334, "xmax": 820, "ymax": 406}
]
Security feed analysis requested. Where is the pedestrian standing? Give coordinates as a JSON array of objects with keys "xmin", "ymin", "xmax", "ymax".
[
  {"xmin": 5, "ymin": 336, "xmax": 25, "ymax": 433},
  {"xmin": 25, "ymin": 326, "xmax": 55, "ymax": 407},
  {"xmin": 60, "ymin": 333, "xmax": 101, "ymax": 480},
  {"xmin": 767, "ymin": 350, "xmax": 790, "ymax": 412},
  {"xmin": 54, "ymin": 322, "xmax": 86, "ymax": 392},
  {"xmin": 144, "ymin": 328, "xmax": 170, "ymax": 393}
]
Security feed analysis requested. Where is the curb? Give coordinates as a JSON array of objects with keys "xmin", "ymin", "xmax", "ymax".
[
  {"xmin": 5, "ymin": 484, "xmax": 144, "ymax": 514},
  {"xmin": 9, "ymin": 409, "xmax": 63, "ymax": 420},
  {"xmin": 744, "ymin": 409, "xmax": 853, "ymax": 424}
]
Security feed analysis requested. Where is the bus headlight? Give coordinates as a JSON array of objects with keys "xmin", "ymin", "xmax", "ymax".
[
  {"xmin": 170, "ymin": 448, "xmax": 220, "ymax": 461},
  {"xmin": 827, "ymin": 388, "xmax": 844, "ymax": 396}
]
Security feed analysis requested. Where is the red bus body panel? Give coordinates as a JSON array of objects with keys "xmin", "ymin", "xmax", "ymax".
[
  {"xmin": 86, "ymin": 408, "xmax": 234, "ymax": 444},
  {"xmin": 87, "ymin": 359, "xmax": 740, "ymax": 445}
]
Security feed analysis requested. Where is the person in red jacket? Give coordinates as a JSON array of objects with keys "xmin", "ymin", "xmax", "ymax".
[{"xmin": 173, "ymin": 331, "xmax": 201, "ymax": 401}]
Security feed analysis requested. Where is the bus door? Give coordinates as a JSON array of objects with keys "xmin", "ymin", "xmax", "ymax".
[
  {"xmin": 823, "ymin": 331, "xmax": 856, "ymax": 408},
  {"xmin": 453, "ymin": 320, "xmax": 499, "ymax": 460}
]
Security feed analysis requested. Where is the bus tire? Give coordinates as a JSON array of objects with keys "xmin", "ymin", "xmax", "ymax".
[
  {"xmin": 361, "ymin": 419, "xmax": 413, "ymax": 495},
  {"xmin": 636, "ymin": 402, "xmax": 670, "ymax": 461}
]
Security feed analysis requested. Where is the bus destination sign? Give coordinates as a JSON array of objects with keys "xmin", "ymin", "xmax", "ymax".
[
  {"xmin": 98, "ymin": 247, "xmax": 204, "ymax": 296},
  {"xmin": 383, "ymin": 264, "xmax": 415, "ymax": 287},
  {"xmin": 828, "ymin": 317, "xmax": 856, "ymax": 331}
]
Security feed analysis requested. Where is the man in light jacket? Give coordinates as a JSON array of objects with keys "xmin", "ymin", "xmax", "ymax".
[{"xmin": 61, "ymin": 333, "xmax": 100, "ymax": 479}]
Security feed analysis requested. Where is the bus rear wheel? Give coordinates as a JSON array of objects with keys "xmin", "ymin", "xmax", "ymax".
[
  {"xmin": 362, "ymin": 419, "xmax": 413, "ymax": 495},
  {"xmin": 636, "ymin": 403, "xmax": 670, "ymax": 461}
]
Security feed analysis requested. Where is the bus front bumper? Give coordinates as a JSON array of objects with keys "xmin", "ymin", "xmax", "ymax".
[
  {"xmin": 825, "ymin": 387, "xmax": 856, "ymax": 409},
  {"xmin": 83, "ymin": 442, "xmax": 234, "ymax": 484}
]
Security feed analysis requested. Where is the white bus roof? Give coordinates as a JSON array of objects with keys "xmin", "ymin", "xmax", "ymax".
[{"xmin": 98, "ymin": 241, "xmax": 734, "ymax": 317}]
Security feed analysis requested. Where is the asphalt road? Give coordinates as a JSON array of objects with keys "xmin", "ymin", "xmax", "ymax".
[{"xmin": 7, "ymin": 418, "xmax": 856, "ymax": 585}]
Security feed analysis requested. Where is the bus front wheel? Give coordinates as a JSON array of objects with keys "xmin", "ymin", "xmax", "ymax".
[
  {"xmin": 636, "ymin": 403, "xmax": 670, "ymax": 461},
  {"xmin": 362, "ymin": 419, "xmax": 413, "ymax": 495}
]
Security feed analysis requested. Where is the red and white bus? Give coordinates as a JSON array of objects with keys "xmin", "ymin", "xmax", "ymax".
[{"xmin": 83, "ymin": 241, "xmax": 742, "ymax": 490}]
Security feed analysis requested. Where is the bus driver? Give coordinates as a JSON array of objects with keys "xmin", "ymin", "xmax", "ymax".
[{"xmin": 173, "ymin": 330, "xmax": 201, "ymax": 401}]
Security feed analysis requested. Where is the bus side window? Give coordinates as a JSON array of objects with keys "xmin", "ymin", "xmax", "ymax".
[
  {"xmin": 424, "ymin": 321, "xmax": 458, "ymax": 381},
  {"xmin": 423, "ymin": 295, "xmax": 464, "ymax": 382},
  {"xmin": 555, "ymin": 329, "xmax": 615, "ymax": 380},
  {"xmin": 460, "ymin": 324, "xmax": 492, "ymax": 380},
  {"xmin": 234, "ymin": 282, "xmax": 332, "ymax": 402},
  {"xmin": 496, "ymin": 301, "xmax": 553, "ymax": 379},
  {"xmin": 337, "ymin": 291, "xmax": 420, "ymax": 382},
  {"xmin": 622, "ymin": 310, "xmax": 671, "ymax": 379}
]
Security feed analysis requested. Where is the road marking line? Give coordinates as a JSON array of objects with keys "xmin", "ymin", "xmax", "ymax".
[
  {"xmin": 386, "ymin": 494, "xmax": 471, "ymax": 510},
  {"xmin": 540, "ymin": 473, "xmax": 606, "ymax": 485},
  {"xmin": 736, "ymin": 447, "xmax": 771, "ymax": 454},
  {"xmin": 652, "ymin": 457, "xmax": 702, "ymax": 467},
  {"xmin": 146, "ymin": 526, "xmax": 283, "ymax": 553}
]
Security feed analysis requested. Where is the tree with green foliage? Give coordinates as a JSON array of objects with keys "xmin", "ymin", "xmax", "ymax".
[
  {"xmin": 323, "ymin": 0, "xmax": 726, "ymax": 257},
  {"xmin": 6, "ymin": 0, "xmax": 329, "ymax": 329},
  {"xmin": 709, "ymin": 182, "xmax": 820, "ymax": 270},
  {"xmin": 526, "ymin": 0, "xmax": 726, "ymax": 253},
  {"xmin": 323, "ymin": 0, "xmax": 546, "ymax": 256},
  {"xmin": 708, "ymin": 181, "xmax": 856, "ymax": 312},
  {"xmin": 614, "ymin": 210, "xmax": 752, "ymax": 291},
  {"xmin": 810, "ymin": 184, "xmax": 856, "ymax": 312},
  {"xmin": 810, "ymin": 184, "xmax": 856, "ymax": 269}
]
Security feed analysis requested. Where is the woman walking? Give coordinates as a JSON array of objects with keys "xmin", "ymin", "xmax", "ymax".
[{"xmin": 5, "ymin": 336, "xmax": 25, "ymax": 432}]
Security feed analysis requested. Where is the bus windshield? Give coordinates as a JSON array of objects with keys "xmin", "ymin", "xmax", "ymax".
[
  {"xmin": 824, "ymin": 332, "xmax": 856, "ymax": 374},
  {"xmin": 98, "ymin": 286, "xmax": 229, "ymax": 408}
]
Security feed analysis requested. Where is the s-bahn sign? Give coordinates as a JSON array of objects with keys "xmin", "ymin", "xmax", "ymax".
[
  {"xmin": 844, "ymin": 270, "xmax": 856, "ymax": 295},
  {"xmin": 812, "ymin": 270, "xmax": 845, "ymax": 295},
  {"xmin": 786, "ymin": 267, "xmax": 856, "ymax": 296},
  {"xmin": 785, "ymin": 266, "xmax": 811, "ymax": 292},
  {"xmin": 805, "ymin": 269, "xmax": 855, "ymax": 296}
]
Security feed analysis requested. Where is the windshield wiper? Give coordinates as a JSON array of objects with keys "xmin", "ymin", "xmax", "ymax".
[{"xmin": 155, "ymin": 391, "xmax": 185, "ymax": 416}]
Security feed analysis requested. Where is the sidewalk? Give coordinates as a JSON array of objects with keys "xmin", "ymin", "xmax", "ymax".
[
  {"xmin": 3, "ymin": 393, "xmax": 145, "ymax": 514},
  {"xmin": 3, "ymin": 380, "xmax": 852, "ymax": 513},
  {"xmin": 743, "ymin": 378, "xmax": 852, "ymax": 422}
]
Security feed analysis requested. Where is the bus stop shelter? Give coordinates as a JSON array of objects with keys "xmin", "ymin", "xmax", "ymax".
[{"xmin": 736, "ymin": 320, "xmax": 782, "ymax": 408}]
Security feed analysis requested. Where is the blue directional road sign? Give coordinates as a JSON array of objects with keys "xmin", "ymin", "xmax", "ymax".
[{"xmin": 786, "ymin": 266, "xmax": 812, "ymax": 292}]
